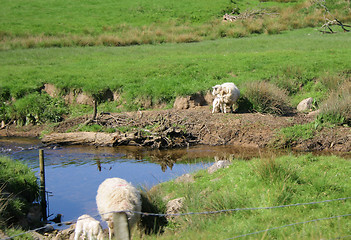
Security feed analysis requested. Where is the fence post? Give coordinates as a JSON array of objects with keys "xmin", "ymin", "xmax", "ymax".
[
  {"xmin": 112, "ymin": 212, "xmax": 130, "ymax": 240},
  {"xmin": 39, "ymin": 149, "xmax": 47, "ymax": 222}
]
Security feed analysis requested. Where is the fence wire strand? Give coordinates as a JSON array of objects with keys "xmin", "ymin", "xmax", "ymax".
[
  {"xmin": 225, "ymin": 214, "xmax": 351, "ymax": 239},
  {"xmin": 131, "ymin": 197, "xmax": 351, "ymax": 217},
  {"xmin": 2, "ymin": 197, "xmax": 350, "ymax": 240}
]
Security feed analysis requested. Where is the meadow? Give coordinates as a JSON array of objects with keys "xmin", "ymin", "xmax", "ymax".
[
  {"xmin": 1, "ymin": 29, "xmax": 351, "ymax": 106},
  {"xmin": 1, "ymin": 0, "xmax": 350, "ymax": 50},
  {"xmin": 1, "ymin": 0, "xmax": 351, "ymax": 123},
  {"xmin": 143, "ymin": 154, "xmax": 351, "ymax": 239},
  {"xmin": 1, "ymin": 0, "xmax": 351, "ymax": 238}
]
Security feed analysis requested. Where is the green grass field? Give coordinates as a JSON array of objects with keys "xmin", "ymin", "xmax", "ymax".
[
  {"xmin": 0, "ymin": 0, "xmax": 351, "ymax": 122},
  {"xmin": 1, "ymin": 0, "xmax": 351, "ymax": 238},
  {"xmin": 144, "ymin": 154, "xmax": 351, "ymax": 239},
  {"xmin": 1, "ymin": 28, "xmax": 351, "ymax": 106}
]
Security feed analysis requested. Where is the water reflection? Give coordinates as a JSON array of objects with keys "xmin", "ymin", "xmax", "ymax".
[{"xmin": 1, "ymin": 137, "xmax": 349, "ymax": 226}]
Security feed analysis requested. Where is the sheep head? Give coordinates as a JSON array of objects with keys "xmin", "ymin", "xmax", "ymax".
[{"xmin": 212, "ymin": 85, "xmax": 223, "ymax": 96}]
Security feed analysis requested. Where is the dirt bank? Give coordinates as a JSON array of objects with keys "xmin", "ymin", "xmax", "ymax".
[{"xmin": 1, "ymin": 107, "xmax": 350, "ymax": 152}]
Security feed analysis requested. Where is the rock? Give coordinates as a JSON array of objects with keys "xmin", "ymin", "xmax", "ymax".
[
  {"xmin": 43, "ymin": 224, "xmax": 55, "ymax": 233},
  {"xmin": 208, "ymin": 160, "xmax": 231, "ymax": 174},
  {"xmin": 173, "ymin": 93, "xmax": 207, "ymax": 110},
  {"xmin": 175, "ymin": 174, "xmax": 194, "ymax": 183},
  {"xmin": 166, "ymin": 197, "xmax": 185, "ymax": 219},
  {"xmin": 30, "ymin": 232, "xmax": 45, "ymax": 240},
  {"xmin": 308, "ymin": 109, "xmax": 320, "ymax": 118},
  {"xmin": 43, "ymin": 83, "xmax": 60, "ymax": 98},
  {"xmin": 173, "ymin": 96, "xmax": 190, "ymax": 110},
  {"xmin": 75, "ymin": 93, "xmax": 94, "ymax": 105},
  {"xmin": 204, "ymin": 91, "xmax": 215, "ymax": 105},
  {"xmin": 297, "ymin": 97, "xmax": 313, "ymax": 112}
]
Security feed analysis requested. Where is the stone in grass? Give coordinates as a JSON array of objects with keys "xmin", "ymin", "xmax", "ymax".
[
  {"xmin": 297, "ymin": 97, "xmax": 313, "ymax": 112},
  {"xmin": 207, "ymin": 160, "xmax": 231, "ymax": 174}
]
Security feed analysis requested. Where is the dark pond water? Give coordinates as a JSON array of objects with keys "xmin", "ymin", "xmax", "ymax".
[{"xmin": 0, "ymin": 137, "xmax": 271, "ymax": 226}]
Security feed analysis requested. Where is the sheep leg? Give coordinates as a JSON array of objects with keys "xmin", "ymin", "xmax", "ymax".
[
  {"xmin": 108, "ymin": 226, "xmax": 113, "ymax": 240},
  {"xmin": 74, "ymin": 232, "xmax": 80, "ymax": 240},
  {"xmin": 223, "ymin": 103, "xmax": 227, "ymax": 113},
  {"xmin": 74, "ymin": 229, "xmax": 82, "ymax": 240}
]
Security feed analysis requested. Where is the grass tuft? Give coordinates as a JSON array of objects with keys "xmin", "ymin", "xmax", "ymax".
[
  {"xmin": 243, "ymin": 81, "xmax": 291, "ymax": 115},
  {"xmin": 318, "ymin": 81, "xmax": 351, "ymax": 126}
]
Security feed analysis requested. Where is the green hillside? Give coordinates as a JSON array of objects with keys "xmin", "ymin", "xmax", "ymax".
[{"xmin": 0, "ymin": 0, "xmax": 350, "ymax": 125}]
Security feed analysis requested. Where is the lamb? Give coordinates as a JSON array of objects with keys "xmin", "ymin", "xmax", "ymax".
[
  {"xmin": 212, "ymin": 95, "xmax": 224, "ymax": 113},
  {"xmin": 74, "ymin": 214, "xmax": 104, "ymax": 240},
  {"xmin": 212, "ymin": 82, "xmax": 240, "ymax": 113},
  {"xmin": 96, "ymin": 178, "xmax": 142, "ymax": 240}
]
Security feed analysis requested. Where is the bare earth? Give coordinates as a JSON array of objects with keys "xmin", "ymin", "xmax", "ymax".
[{"xmin": 1, "ymin": 106, "xmax": 350, "ymax": 153}]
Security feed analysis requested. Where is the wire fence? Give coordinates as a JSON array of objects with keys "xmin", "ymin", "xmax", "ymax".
[{"xmin": 2, "ymin": 196, "xmax": 351, "ymax": 240}]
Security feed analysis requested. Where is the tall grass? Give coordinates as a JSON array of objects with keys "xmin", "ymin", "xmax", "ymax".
[
  {"xmin": 243, "ymin": 81, "xmax": 291, "ymax": 115},
  {"xmin": 0, "ymin": 156, "xmax": 39, "ymax": 226},
  {"xmin": 144, "ymin": 154, "xmax": 351, "ymax": 239},
  {"xmin": 318, "ymin": 80, "xmax": 351, "ymax": 126},
  {"xmin": 1, "ymin": 0, "xmax": 350, "ymax": 50}
]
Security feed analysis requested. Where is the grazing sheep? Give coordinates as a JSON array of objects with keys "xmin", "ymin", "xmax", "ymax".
[
  {"xmin": 96, "ymin": 178, "xmax": 141, "ymax": 240},
  {"xmin": 212, "ymin": 82, "xmax": 240, "ymax": 113},
  {"xmin": 74, "ymin": 214, "xmax": 104, "ymax": 240}
]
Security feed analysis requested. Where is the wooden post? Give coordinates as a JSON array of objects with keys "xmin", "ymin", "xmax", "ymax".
[
  {"xmin": 39, "ymin": 149, "xmax": 47, "ymax": 222},
  {"xmin": 112, "ymin": 212, "xmax": 130, "ymax": 240}
]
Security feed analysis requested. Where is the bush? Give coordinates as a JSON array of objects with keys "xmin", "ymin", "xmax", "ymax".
[
  {"xmin": 318, "ymin": 81, "xmax": 351, "ymax": 126},
  {"xmin": 243, "ymin": 81, "xmax": 291, "ymax": 115},
  {"xmin": 0, "ymin": 156, "xmax": 39, "ymax": 226},
  {"xmin": 9, "ymin": 92, "xmax": 68, "ymax": 125}
]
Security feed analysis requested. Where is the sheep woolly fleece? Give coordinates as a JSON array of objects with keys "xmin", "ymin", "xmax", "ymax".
[
  {"xmin": 96, "ymin": 178, "xmax": 142, "ymax": 228},
  {"xmin": 212, "ymin": 82, "xmax": 240, "ymax": 113},
  {"xmin": 74, "ymin": 214, "xmax": 103, "ymax": 240}
]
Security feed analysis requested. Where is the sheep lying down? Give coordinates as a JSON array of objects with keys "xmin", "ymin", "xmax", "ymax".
[{"xmin": 96, "ymin": 177, "xmax": 142, "ymax": 240}]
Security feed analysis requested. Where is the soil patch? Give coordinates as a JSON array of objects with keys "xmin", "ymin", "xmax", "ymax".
[{"xmin": 1, "ymin": 107, "xmax": 350, "ymax": 152}]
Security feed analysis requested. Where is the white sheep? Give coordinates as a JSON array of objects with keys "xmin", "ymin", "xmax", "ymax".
[
  {"xmin": 212, "ymin": 95, "xmax": 224, "ymax": 113},
  {"xmin": 212, "ymin": 82, "xmax": 240, "ymax": 113},
  {"xmin": 96, "ymin": 178, "xmax": 141, "ymax": 240},
  {"xmin": 74, "ymin": 214, "xmax": 104, "ymax": 240}
]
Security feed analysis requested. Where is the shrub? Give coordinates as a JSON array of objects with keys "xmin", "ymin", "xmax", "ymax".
[
  {"xmin": 10, "ymin": 92, "xmax": 68, "ymax": 125},
  {"xmin": 0, "ymin": 156, "xmax": 39, "ymax": 226},
  {"xmin": 243, "ymin": 81, "xmax": 291, "ymax": 115},
  {"xmin": 318, "ymin": 81, "xmax": 351, "ymax": 126}
]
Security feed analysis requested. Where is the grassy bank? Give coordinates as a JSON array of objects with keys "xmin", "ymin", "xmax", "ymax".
[
  {"xmin": 143, "ymin": 154, "xmax": 351, "ymax": 239},
  {"xmin": 0, "ymin": 156, "xmax": 39, "ymax": 229}
]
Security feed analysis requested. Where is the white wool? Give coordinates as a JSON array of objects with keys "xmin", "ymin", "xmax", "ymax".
[
  {"xmin": 96, "ymin": 178, "xmax": 141, "ymax": 240},
  {"xmin": 74, "ymin": 214, "xmax": 103, "ymax": 240},
  {"xmin": 212, "ymin": 82, "xmax": 240, "ymax": 113},
  {"xmin": 212, "ymin": 95, "xmax": 224, "ymax": 113}
]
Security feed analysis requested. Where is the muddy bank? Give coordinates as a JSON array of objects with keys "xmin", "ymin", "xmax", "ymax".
[{"xmin": 1, "ymin": 107, "xmax": 350, "ymax": 152}]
